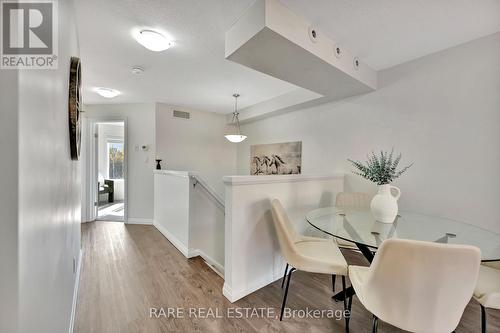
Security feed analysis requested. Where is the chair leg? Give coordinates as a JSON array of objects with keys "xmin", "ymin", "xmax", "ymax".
[
  {"xmin": 344, "ymin": 306, "xmax": 352, "ymax": 332},
  {"xmin": 481, "ymin": 305, "xmax": 487, "ymax": 333},
  {"xmin": 372, "ymin": 315, "xmax": 379, "ymax": 333},
  {"xmin": 280, "ymin": 267, "xmax": 295, "ymax": 321},
  {"xmin": 332, "ymin": 274, "xmax": 336, "ymax": 293},
  {"xmin": 342, "ymin": 276, "xmax": 350, "ymax": 331},
  {"xmin": 341, "ymin": 276, "xmax": 348, "ymax": 309},
  {"xmin": 281, "ymin": 263, "xmax": 289, "ymax": 289},
  {"xmin": 347, "ymin": 294, "xmax": 353, "ymax": 327}
]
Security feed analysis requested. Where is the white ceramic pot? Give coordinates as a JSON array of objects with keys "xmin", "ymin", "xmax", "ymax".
[{"xmin": 370, "ymin": 184, "xmax": 401, "ymax": 223}]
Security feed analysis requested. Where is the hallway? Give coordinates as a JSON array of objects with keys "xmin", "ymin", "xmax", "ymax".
[
  {"xmin": 97, "ymin": 201, "xmax": 125, "ymax": 222},
  {"xmin": 74, "ymin": 222, "xmax": 497, "ymax": 333}
]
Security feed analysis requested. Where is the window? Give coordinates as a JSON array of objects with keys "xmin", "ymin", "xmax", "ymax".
[{"xmin": 107, "ymin": 141, "xmax": 124, "ymax": 179}]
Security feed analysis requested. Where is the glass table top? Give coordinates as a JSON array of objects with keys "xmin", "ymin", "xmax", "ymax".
[{"xmin": 306, "ymin": 207, "xmax": 500, "ymax": 262}]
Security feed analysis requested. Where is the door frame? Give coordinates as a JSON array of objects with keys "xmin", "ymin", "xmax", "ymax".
[{"xmin": 85, "ymin": 116, "xmax": 128, "ymax": 223}]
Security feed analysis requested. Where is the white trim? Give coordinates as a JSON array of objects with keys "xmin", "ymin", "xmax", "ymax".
[
  {"xmin": 153, "ymin": 170, "xmax": 197, "ymax": 178},
  {"xmin": 85, "ymin": 116, "xmax": 129, "ymax": 223},
  {"xmin": 223, "ymin": 274, "xmax": 282, "ymax": 303},
  {"xmin": 69, "ymin": 249, "xmax": 82, "ymax": 333},
  {"xmin": 153, "ymin": 223, "xmax": 225, "ymax": 277},
  {"xmin": 91, "ymin": 122, "xmax": 98, "ymax": 220},
  {"xmin": 153, "ymin": 170, "xmax": 224, "ymax": 207},
  {"xmin": 189, "ymin": 249, "xmax": 224, "ymax": 278},
  {"xmin": 222, "ymin": 283, "xmax": 234, "ymax": 302},
  {"xmin": 223, "ymin": 173, "xmax": 345, "ymax": 185},
  {"xmin": 126, "ymin": 218, "xmax": 153, "ymax": 225},
  {"xmin": 222, "ymin": 276, "xmax": 280, "ymax": 303},
  {"xmin": 153, "ymin": 222, "xmax": 190, "ymax": 257}
]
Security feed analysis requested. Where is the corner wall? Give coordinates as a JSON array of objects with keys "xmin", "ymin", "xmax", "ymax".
[
  {"xmin": 223, "ymin": 174, "xmax": 344, "ymax": 302},
  {"xmin": 84, "ymin": 103, "xmax": 156, "ymax": 222},
  {"xmin": 155, "ymin": 103, "xmax": 237, "ymax": 197},
  {"xmin": 237, "ymin": 32, "xmax": 500, "ymax": 233},
  {"xmin": 0, "ymin": 63, "xmax": 19, "ymax": 333}
]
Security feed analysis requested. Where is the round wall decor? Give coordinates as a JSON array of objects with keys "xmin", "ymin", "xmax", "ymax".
[{"xmin": 69, "ymin": 56, "xmax": 82, "ymax": 160}]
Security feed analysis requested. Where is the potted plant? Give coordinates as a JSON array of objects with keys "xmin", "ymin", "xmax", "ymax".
[{"xmin": 348, "ymin": 149, "xmax": 413, "ymax": 223}]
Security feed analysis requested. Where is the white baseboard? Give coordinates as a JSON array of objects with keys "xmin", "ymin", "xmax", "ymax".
[
  {"xmin": 153, "ymin": 222, "xmax": 190, "ymax": 257},
  {"xmin": 187, "ymin": 248, "xmax": 199, "ymax": 258},
  {"xmin": 223, "ymin": 274, "xmax": 282, "ymax": 303},
  {"xmin": 69, "ymin": 249, "xmax": 82, "ymax": 333},
  {"xmin": 153, "ymin": 223, "xmax": 225, "ymax": 278},
  {"xmin": 189, "ymin": 249, "xmax": 224, "ymax": 278},
  {"xmin": 222, "ymin": 283, "xmax": 234, "ymax": 302},
  {"xmin": 127, "ymin": 218, "xmax": 153, "ymax": 225}
]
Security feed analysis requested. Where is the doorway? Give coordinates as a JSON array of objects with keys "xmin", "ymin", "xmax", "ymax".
[{"xmin": 94, "ymin": 121, "xmax": 126, "ymax": 222}]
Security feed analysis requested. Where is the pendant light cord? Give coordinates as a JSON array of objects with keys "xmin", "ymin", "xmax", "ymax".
[{"xmin": 233, "ymin": 94, "xmax": 241, "ymax": 135}]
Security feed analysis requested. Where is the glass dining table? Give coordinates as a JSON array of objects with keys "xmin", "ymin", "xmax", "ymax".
[{"xmin": 306, "ymin": 207, "xmax": 500, "ymax": 301}]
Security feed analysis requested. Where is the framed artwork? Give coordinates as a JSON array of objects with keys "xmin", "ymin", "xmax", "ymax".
[{"xmin": 250, "ymin": 141, "xmax": 302, "ymax": 175}]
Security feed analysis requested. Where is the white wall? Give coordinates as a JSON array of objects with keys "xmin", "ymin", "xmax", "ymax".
[
  {"xmin": 85, "ymin": 104, "xmax": 155, "ymax": 222},
  {"xmin": 153, "ymin": 170, "xmax": 225, "ymax": 274},
  {"xmin": 189, "ymin": 175, "xmax": 225, "ymax": 274},
  {"xmin": 223, "ymin": 174, "xmax": 344, "ymax": 302},
  {"xmin": 237, "ymin": 32, "xmax": 500, "ymax": 233},
  {"xmin": 0, "ymin": 64, "xmax": 19, "ymax": 333},
  {"xmin": 0, "ymin": 0, "xmax": 83, "ymax": 332},
  {"xmin": 154, "ymin": 171, "xmax": 191, "ymax": 255},
  {"xmin": 155, "ymin": 103, "xmax": 237, "ymax": 197}
]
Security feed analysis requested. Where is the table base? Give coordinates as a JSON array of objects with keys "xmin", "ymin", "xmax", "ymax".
[{"xmin": 333, "ymin": 242, "xmax": 374, "ymax": 302}]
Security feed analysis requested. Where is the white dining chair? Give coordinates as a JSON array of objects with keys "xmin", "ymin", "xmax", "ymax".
[
  {"xmin": 348, "ymin": 238, "xmax": 481, "ymax": 333},
  {"xmin": 474, "ymin": 261, "xmax": 500, "ymax": 333},
  {"xmin": 335, "ymin": 192, "xmax": 373, "ymax": 250},
  {"xmin": 270, "ymin": 199, "xmax": 350, "ymax": 328},
  {"xmin": 335, "ymin": 192, "xmax": 373, "ymax": 212}
]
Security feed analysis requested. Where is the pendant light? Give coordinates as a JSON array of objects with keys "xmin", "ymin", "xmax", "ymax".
[{"xmin": 224, "ymin": 93, "xmax": 247, "ymax": 143}]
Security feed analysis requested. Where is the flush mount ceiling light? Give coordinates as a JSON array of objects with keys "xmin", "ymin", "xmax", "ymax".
[
  {"xmin": 224, "ymin": 93, "xmax": 247, "ymax": 143},
  {"xmin": 131, "ymin": 66, "xmax": 145, "ymax": 75},
  {"xmin": 95, "ymin": 87, "xmax": 121, "ymax": 98},
  {"xmin": 134, "ymin": 29, "xmax": 173, "ymax": 52}
]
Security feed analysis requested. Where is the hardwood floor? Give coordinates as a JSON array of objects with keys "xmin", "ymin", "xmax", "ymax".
[{"xmin": 75, "ymin": 221, "xmax": 499, "ymax": 333}]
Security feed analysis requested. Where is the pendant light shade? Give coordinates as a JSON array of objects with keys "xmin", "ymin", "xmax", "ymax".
[{"xmin": 224, "ymin": 93, "xmax": 247, "ymax": 143}]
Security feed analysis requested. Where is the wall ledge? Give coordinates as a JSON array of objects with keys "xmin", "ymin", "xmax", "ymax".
[
  {"xmin": 153, "ymin": 170, "xmax": 198, "ymax": 178},
  {"xmin": 223, "ymin": 173, "xmax": 344, "ymax": 186}
]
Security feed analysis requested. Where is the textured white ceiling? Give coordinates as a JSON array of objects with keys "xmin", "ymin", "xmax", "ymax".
[
  {"xmin": 75, "ymin": 0, "xmax": 297, "ymax": 112},
  {"xmin": 76, "ymin": 0, "xmax": 500, "ymax": 111},
  {"xmin": 281, "ymin": 0, "xmax": 500, "ymax": 70}
]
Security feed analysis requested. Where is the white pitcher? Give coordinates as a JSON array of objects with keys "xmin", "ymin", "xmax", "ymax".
[{"xmin": 370, "ymin": 184, "xmax": 401, "ymax": 223}]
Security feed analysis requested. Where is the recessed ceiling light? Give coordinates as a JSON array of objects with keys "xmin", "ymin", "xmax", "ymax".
[
  {"xmin": 134, "ymin": 29, "xmax": 173, "ymax": 52},
  {"xmin": 95, "ymin": 87, "xmax": 121, "ymax": 98}
]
